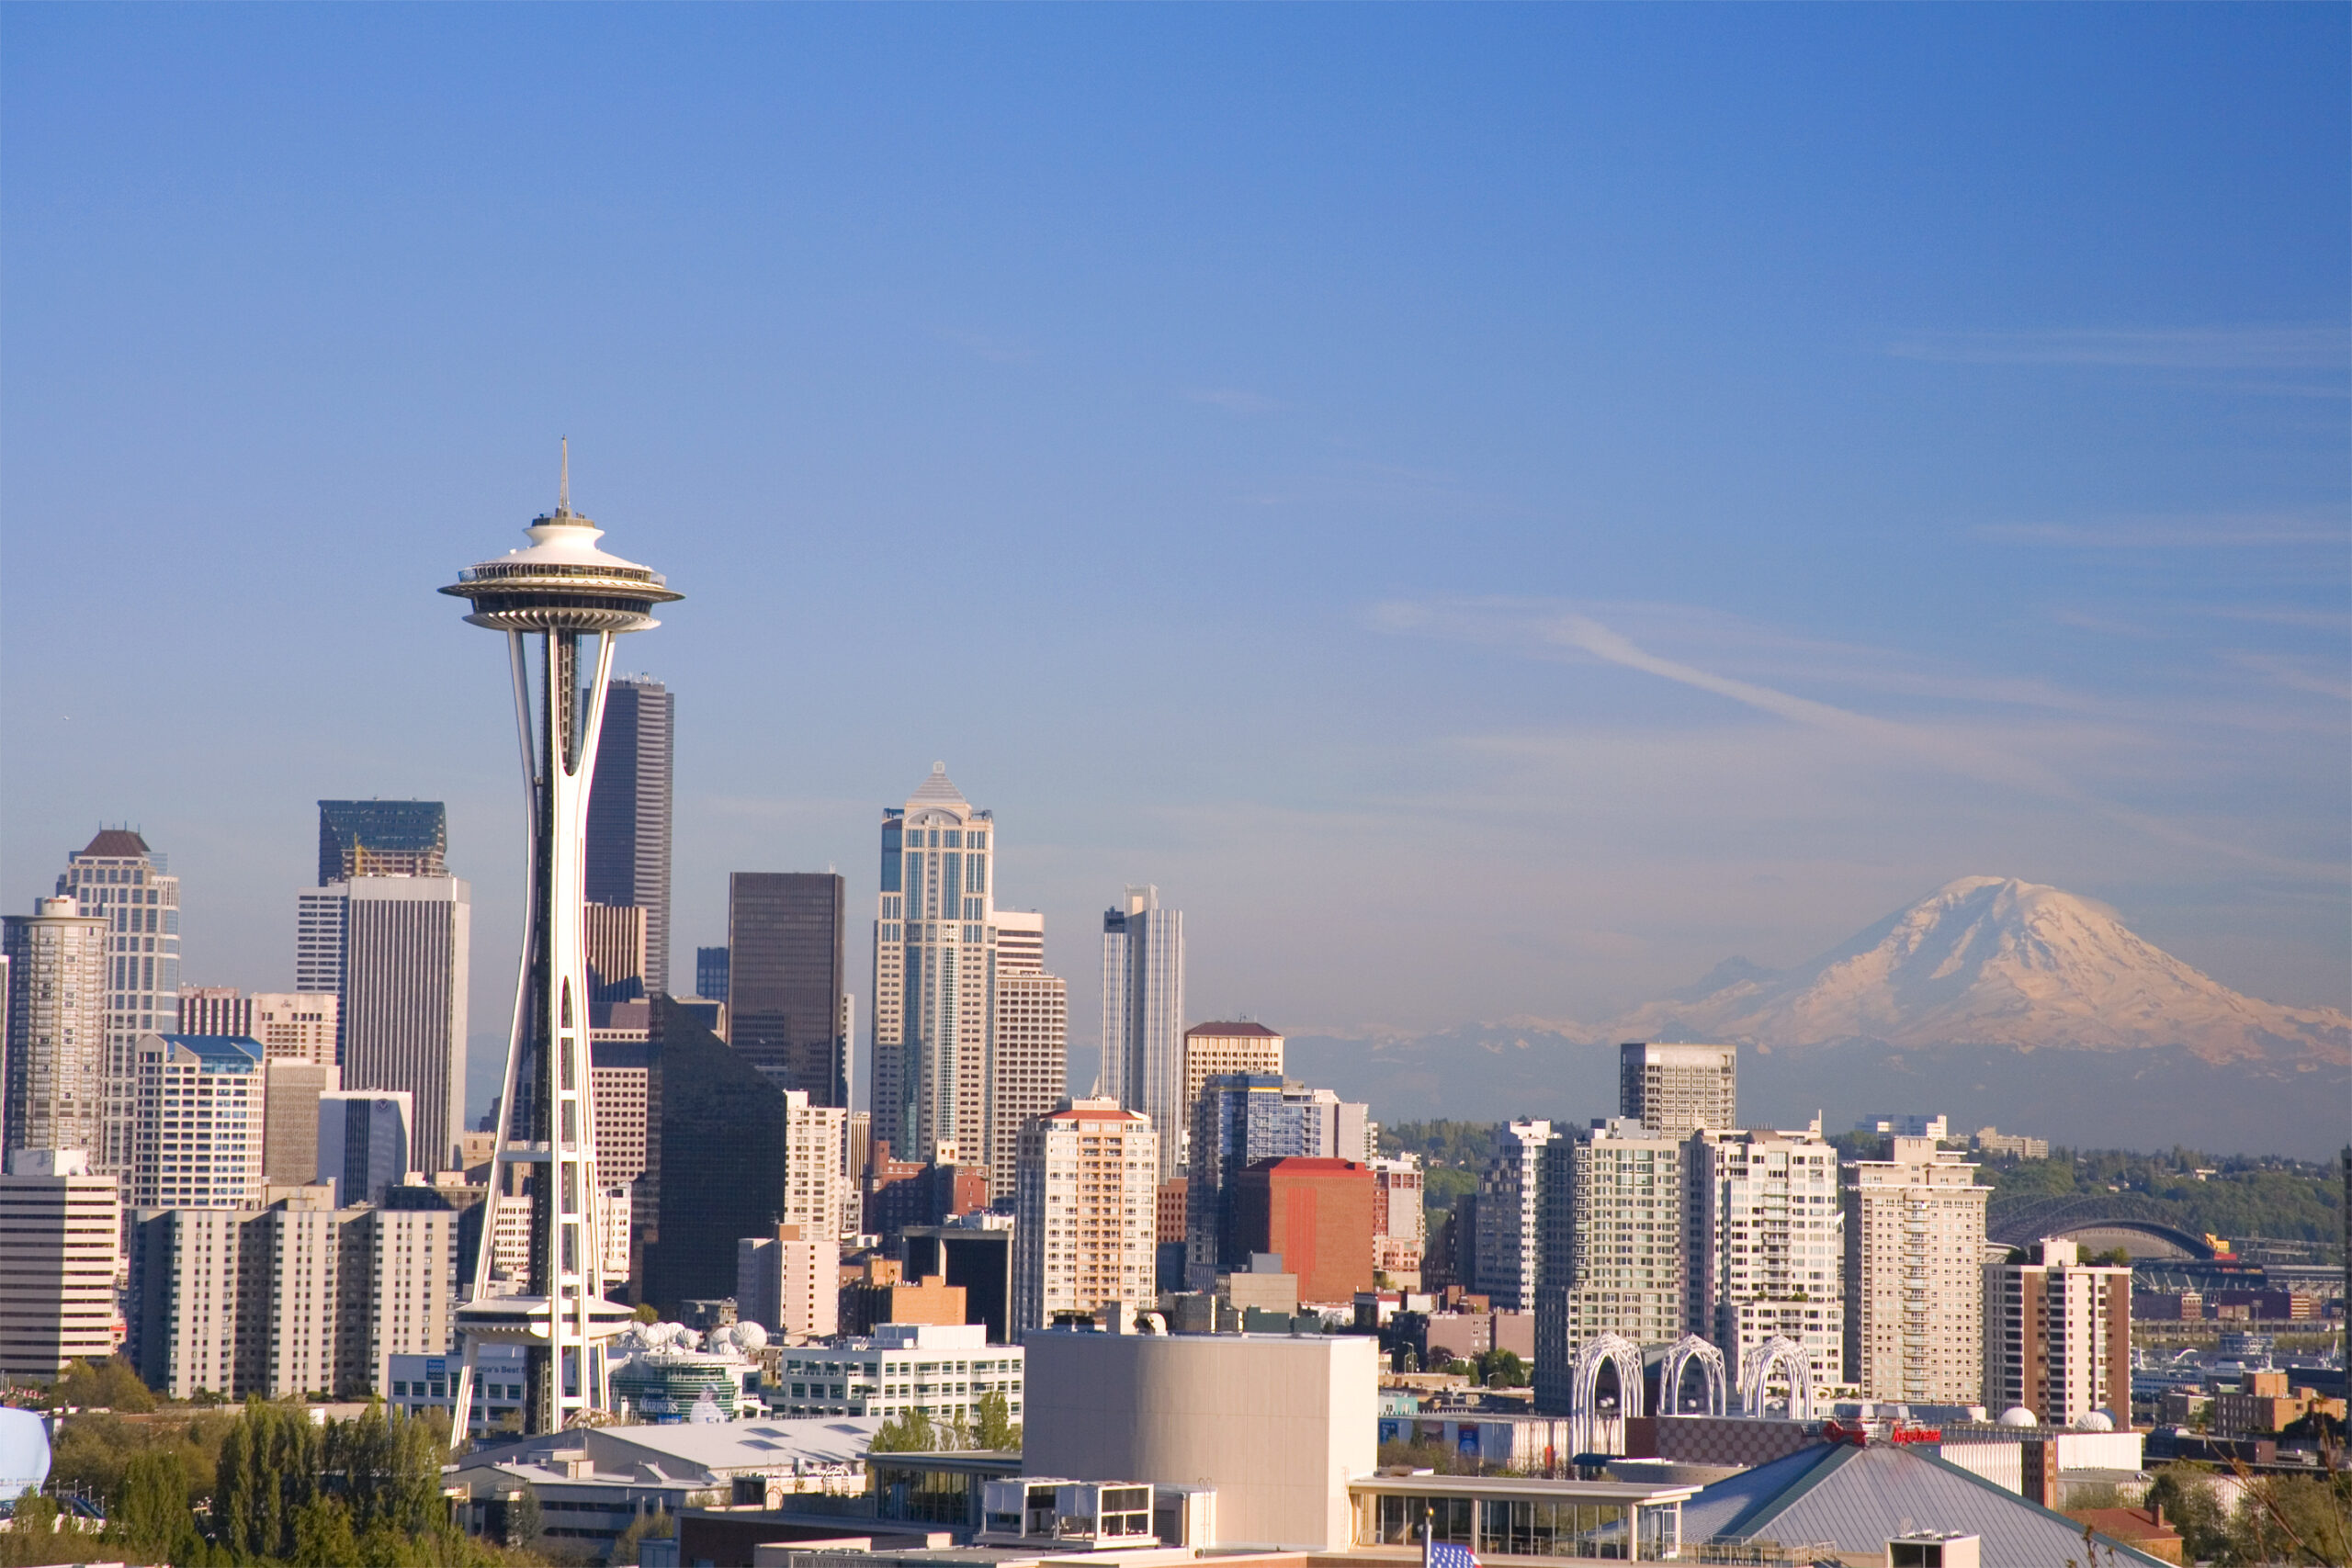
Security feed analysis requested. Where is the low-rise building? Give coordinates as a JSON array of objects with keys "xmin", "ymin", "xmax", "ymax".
[
  {"xmin": 770, "ymin": 1321, "xmax": 1023, "ymax": 1426},
  {"xmin": 2211, "ymin": 1370, "xmax": 2346, "ymax": 1438}
]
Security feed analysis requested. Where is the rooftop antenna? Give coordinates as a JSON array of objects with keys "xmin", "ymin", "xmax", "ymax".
[{"xmin": 559, "ymin": 437, "xmax": 571, "ymax": 514}]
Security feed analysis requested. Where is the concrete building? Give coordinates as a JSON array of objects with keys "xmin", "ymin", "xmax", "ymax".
[
  {"xmin": 584, "ymin": 674, "xmax": 675, "ymax": 996},
  {"xmin": 0, "ymin": 1148, "xmax": 119, "ymax": 1382},
  {"xmin": 316, "ymin": 1089, "xmax": 413, "ymax": 1206},
  {"xmin": 1182, "ymin": 1022, "xmax": 1283, "ymax": 1123},
  {"xmin": 1983, "ymin": 1238, "xmax": 2131, "ymax": 1427},
  {"xmin": 1688, "ymin": 1125, "xmax": 1845, "ymax": 1390},
  {"xmin": 1858, "ymin": 1114, "xmax": 1949, "ymax": 1141},
  {"xmin": 1473, "ymin": 1120, "xmax": 1557, "ymax": 1311},
  {"xmin": 176, "ymin": 989, "xmax": 337, "ymax": 1065},
  {"xmin": 987, "ymin": 908, "xmax": 1067, "ymax": 1204},
  {"xmin": 1012, "ymin": 1099, "xmax": 1159, "ymax": 1332},
  {"xmin": 340, "ymin": 874, "xmax": 469, "ymax": 1175},
  {"xmin": 238, "ymin": 1196, "xmax": 351, "ymax": 1398},
  {"xmin": 1187, "ymin": 1074, "xmax": 1374, "ymax": 1290},
  {"xmin": 1372, "ymin": 1155, "xmax": 1425, "ymax": 1284},
  {"xmin": 783, "ymin": 1089, "xmax": 850, "ymax": 1240},
  {"xmin": 1023, "ymin": 1328, "xmax": 1380, "ymax": 1550},
  {"xmin": 581, "ymin": 902, "xmax": 648, "ymax": 1021},
  {"xmin": 729, "ymin": 872, "xmax": 848, "ymax": 1106},
  {"xmin": 1234, "ymin": 1156, "xmax": 1376, "ymax": 1305},
  {"xmin": 737, "ymin": 1224, "xmax": 835, "ymax": 1339},
  {"xmin": 589, "ymin": 1038, "xmax": 650, "ymax": 1185},
  {"xmin": 763, "ymin": 1322, "xmax": 1023, "ymax": 1427},
  {"xmin": 2, "ymin": 897, "xmax": 108, "ymax": 1168},
  {"xmin": 127, "ymin": 1205, "xmax": 243, "ymax": 1398},
  {"xmin": 317, "ymin": 799, "xmax": 447, "ymax": 885},
  {"xmin": 1101, "ymin": 886, "xmax": 1186, "ymax": 1182},
  {"xmin": 295, "ymin": 886, "xmax": 346, "ymax": 995},
  {"xmin": 130, "ymin": 1034, "xmax": 262, "ymax": 1211},
  {"xmin": 262, "ymin": 1059, "xmax": 336, "ymax": 1186},
  {"xmin": 840, "ymin": 1258, "xmax": 968, "ymax": 1336},
  {"xmin": 1843, "ymin": 1135, "xmax": 1990, "ymax": 1404},
  {"xmin": 54, "ymin": 831, "xmax": 183, "ymax": 1175},
  {"xmin": 1533, "ymin": 1119, "xmax": 1687, "ymax": 1415},
  {"xmin": 1618, "ymin": 1043, "xmax": 1736, "ymax": 1135}
]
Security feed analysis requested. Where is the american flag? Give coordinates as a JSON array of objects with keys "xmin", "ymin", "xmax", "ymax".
[{"xmin": 1425, "ymin": 1542, "xmax": 1479, "ymax": 1568}]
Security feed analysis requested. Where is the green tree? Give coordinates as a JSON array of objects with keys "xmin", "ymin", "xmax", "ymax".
[
  {"xmin": 971, "ymin": 1390, "xmax": 1021, "ymax": 1451},
  {"xmin": 870, "ymin": 1408, "xmax": 937, "ymax": 1453},
  {"xmin": 105, "ymin": 1449, "xmax": 197, "ymax": 1564},
  {"xmin": 633, "ymin": 1303, "xmax": 660, "ymax": 1324},
  {"xmin": 2146, "ymin": 1464, "xmax": 2234, "ymax": 1565},
  {"xmin": 609, "ymin": 1507, "xmax": 674, "ymax": 1566},
  {"xmin": 503, "ymin": 1486, "xmax": 542, "ymax": 1549},
  {"xmin": 46, "ymin": 1357, "xmax": 158, "ymax": 1413},
  {"xmin": 1476, "ymin": 1349, "xmax": 1529, "ymax": 1388},
  {"xmin": 292, "ymin": 1494, "xmax": 361, "ymax": 1566}
]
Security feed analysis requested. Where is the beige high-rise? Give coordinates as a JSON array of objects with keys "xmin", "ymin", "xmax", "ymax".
[
  {"xmin": 1182, "ymin": 1022, "xmax": 1283, "ymax": 1126},
  {"xmin": 1842, "ymin": 1135, "xmax": 1989, "ymax": 1404},
  {"xmin": 176, "ymin": 989, "xmax": 338, "ymax": 1065},
  {"xmin": 1618, "ymin": 1042, "xmax": 1736, "ymax": 1135},
  {"xmin": 783, "ymin": 1090, "xmax": 849, "ymax": 1240},
  {"xmin": 989, "ymin": 909, "xmax": 1068, "ymax": 1201},
  {"xmin": 1688, "ymin": 1125, "xmax": 1844, "ymax": 1391},
  {"xmin": 2, "ymin": 897, "xmax": 109, "ymax": 1168},
  {"xmin": 1012, "ymin": 1099, "xmax": 1159, "ymax": 1332}
]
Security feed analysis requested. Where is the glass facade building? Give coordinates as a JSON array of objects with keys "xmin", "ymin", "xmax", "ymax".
[
  {"xmin": 584, "ymin": 675, "xmax": 674, "ymax": 996},
  {"xmin": 316, "ymin": 800, "xmax": 447, "ymax": 886},
  {"xmin": 727, "ymin": 873, "xmax": 846, "ymax": 1106}
]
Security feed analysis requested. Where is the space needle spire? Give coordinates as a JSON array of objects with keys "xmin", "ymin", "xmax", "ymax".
[{"xmin": 440, "ymin": 453, "xmax": 682, "ymax": 1437}]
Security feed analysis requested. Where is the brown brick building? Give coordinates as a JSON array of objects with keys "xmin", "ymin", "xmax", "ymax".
[{"xmin": 1234, "ymin": 1157, "xmax": 1375, "ymax": 1306}]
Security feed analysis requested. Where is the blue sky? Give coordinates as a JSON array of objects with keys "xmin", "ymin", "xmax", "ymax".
[{"xmin": 4, "ymin": 6, "xmax": 2345, "ymax": 1114}]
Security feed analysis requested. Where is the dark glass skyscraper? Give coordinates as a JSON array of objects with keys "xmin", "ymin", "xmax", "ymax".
[
  {"xmin": 584, "ymin": 675, "xmax": 674, "ymax": 995},
  {"xmin": 726, "ymin": 873, "xmax": 846, "ymax": 1106},
  {"xmin": 317, "ymin": 801, "xmax": 447, "ymax": 886},
  {"xmin": 641, "ymin": 998, "xmax": 794, "ymax": 1313}
]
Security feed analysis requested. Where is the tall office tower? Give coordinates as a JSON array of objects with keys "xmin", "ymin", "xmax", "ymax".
[
  {"xmin": 1842, "ymin": 1135, "xmax": 1990, "ymax": 1404},
  {"xmin": 729, "ymin": 873, "xmax": 848, "ymax": 1105},
  {"xmin": 441, "ymin": 462, "xmax": 674, "ymax": 1433},
  {"xmin": 584, "ymin": 674, "xmax": 674, "ymax": 996},
  {"xmin": 1687, "ymin": 1126, "xmax": 1845, "ymax": 1393},
  {"xmin": 1619, "ymin": 1043, "xmax": 1736, "ymax": 1135},
  {"xmin": 1371, "ymin": 1154, "xmax": 1426, "ymax": 1283},
  {"xmin": 696, "ymin": 946, "xmax": 729, "ymax": 1002},
  {"xmin": 0, "ymin": 1148, "xmax": 119, "ymax": 1382},
  {"xmin": 1100, "ymin": 886, "xmax": 1185, "ymax": 1181},
  {"xmin": 1184, "ymin": 1074, "xmax": 1357, "ymax": 1288},
  {"xmin": 340, "ymin": 875, "xmax": 469, "ymax": 1176},
  {"xmin": 782, "ymin": 1089, "xmax": 850, "ymax": 1240},
  {"xmin": 1472, "ymin": 1120, "xmax": 1558, "ymax": 1311},
  {"xmin": 295, "ymin": 888, "xmax": 346, "ymax": 995},
  {"xmin": 2, "ymin": 897, "xmax": 108, "ymax": 1167},
  {"xmin": 589, "ymin": 1039, "xmax": 650, "ymax": 1186},
  {"xmin": 316, "ymin": 1089, "xmax": 413, "ymax": 1206},
  {"xmin": 318, "ymin": 799, "xmax": 447, "ymax": 885},
  {"xmin": 582, "ymin": 903, "xmax": 648, "ymax": 1021},
  {"xmin": 131, "ymin": 1034, "xmax": 262, "ymax": 1211},
  {"xmin": 177, "ymin": 989, "xmax": 338, "ymax": 1065},
  {"xmin": 1983, "ymin": 1239, "xmax": 2131, "ymax": 1426},
  {"xmin": 871, "ymin": 765, "xmax": 999, "ymax": 1161},
  {"xmin": 262, "ymin": 1059, "xmax": 336, "ymax": 1185},
  {"xmin": 1182, "ymin": 1022, "xmax": 1283, "ymax": 1124},
  {"xmin": 1531, "ymin": 1119, "xmax": 1689, "ymax": 1416},
  {"xmin": 987, "ymin": 909, "xmax": 1068, "ymax": 1203},
  {"xmin": 1012, "ymin": 1098, "xmax": 1158, "ymax": 1333},
  {"xmin": 55, "ymin": 831, "xmax": 181, "ymax": 1171}
]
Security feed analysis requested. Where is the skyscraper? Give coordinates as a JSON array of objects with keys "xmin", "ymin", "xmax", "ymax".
[
  {"xmin": 1012, "ymin": 1098, "xmax": 1158, "ymax": 1332},
  {"xmin": 987, "ymin": 909, "xmax": 1067, "ymax": 1202},
  {"xmin": 1983, "ymin": 1239, "xmax": 2131, "ymax": 1426},
  {"xmin": 1618, "ymin": 1042, "xmax": 1736, "ymax": 1135},
  {"xmin": 1185, "ymin": 1074, "xmax": 1370, "ymax": 1288},
  {"xmin": 55, "ymin": 830, "xmax": 181, "ymax": 1171},
  {"xmin": 729, "ymin": 873, "xmax": 847, "ymax": 1105},
  {"xmin": 176, "ymin": 988, "xmax": 337, "ymax": 1065},
  {"xmin": 2, "ymin": 897, "xmax": 108, "ymax": 1168},
  {"xmin": 584, "ymin": 674, "xmax": 674, "ymax": 995},
  {"xmin": 0, "ymin": 1149, "xmax": 119, "ymax": 1382},
  {"xmin": 130, "ymin": 1034, "xmax": 263, "ymax": 1211},
  {"xmin": 871, "ymin": 764, "xmax": 996, "ymax": 1162},
  {"xmin": 582, "ymin": 903, "xmax": 648, "ymax": 1021},
  {"xmin": 1182, "ymin": 1022, "xmax": 1283, "ymax": 1124},
  {"xmin": 695, "ymin": 946, "xmax": 729, "ymax": 1002},
  {"xmin": 316, "ymin": 1089, "xmax": 414, "ymax": 1206},
  {"xmin": 340, "ymin": 875, "xmax": 469, "ymax": 1176},
  {"xmin": 1686, "ymin": 1125, "xmax": 1844, "ymax": 1392},
  {"xmin": 1101, "ymin": 886, "xmax": 1185, "ymax": 1181},
  {"xmin": 317, "ymin": 800, "xmax": 447, "ymax": 886},
  {"xmin": 1532, "ymin": 1118, "xmax": 1689, "ymax": 1415},
  {"xmin": 1472, "ymin": 1119, "xmax": 1557, "ymax": 1311},
  {"xmin": 1842, "ymin": 1136, "xmax": 1989, "ymax": 1404},
  {"xmin": 441, "ymin": 460, "xmax": 673, "ymax": 1432}
]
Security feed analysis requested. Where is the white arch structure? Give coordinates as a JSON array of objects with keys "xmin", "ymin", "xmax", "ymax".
[
  {"xmin": 1658, "ymin": 1335, "xmax": 1727, "ymax": 1416},
  {"xmin": 1568, "ymin": 1334, "xmax": 1647, "ymax": 1457},
  {"xmin": 1737, "ymin": 1334, "xmax": 1815, "ymax": 1420}
]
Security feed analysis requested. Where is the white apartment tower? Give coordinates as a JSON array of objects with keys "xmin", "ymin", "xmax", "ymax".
[
  {"xmin": 131, "ymin": 1034, "xmax": 263, "ymax": 1211},
  {"xmin": 1688, "ymin": 1126, "xmax": 1845, "ymax": 1392},
  {"xmin": 1842, "ymin": 1135, "xmax": 1990, "ymax": 1404},
  {"xmin": 1472, "ymin": 1119, "xmax": 1556, "ymax": 1311},
  {"xmin": 1532, "ymin": 1119, "xmax": 1689, "ymax": 1417},
  {"xmin": 0, "ymin": 1148, "xmax": 120, "ymax": 1382},
  {"xmin": 1102, "ymin": 886, "xmax": 1186, "ymax": 1181},
  {"xmin": 55, "ymin": 831, "xmax": 181, "ymax": 1173},
  {"xmin": 1619, "ymin": 1043, "xmax": 1736, "ymax": 1135},
  {"xmin": 2, "ymin": 897, "xmax": 109, "ymax": 1168},
  {"xmin": 1012, "ymin": 1099, "xmax": 1159, "ymax": 1333},
  {"xmin": 783, "ymin": 1089, "xmax": 850, "ymax": 1240},
  {"xmin": 871, "ymin": 764, "xmax": 1069, "ymax": 1193}
]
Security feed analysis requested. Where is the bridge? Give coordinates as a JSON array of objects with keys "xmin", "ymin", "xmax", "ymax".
[{"xmin": 1985, "ymin": 1195, "xmax": 2217, "ymax": 1259}]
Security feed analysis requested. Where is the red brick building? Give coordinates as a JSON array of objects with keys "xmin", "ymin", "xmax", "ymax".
[{"xmin": 1234, "ymin": 1156, "xmax": 1375, "ymax": 1305}]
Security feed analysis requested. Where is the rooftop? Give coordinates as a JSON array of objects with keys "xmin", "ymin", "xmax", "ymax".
[
  {"xmin": 908, "ymin": 762, "xmax": 970, "ymax": 807},
  {"xmin": 153, "ymin": 1035, "xmax": 264, "ymax": 1070},
  {"xmin": 1185, "ymin": 1021, "xmax": 1282, "ymax": 1038},
  {"xmin": 77, "ymin": 828, "xmax": 153, "ymax": 858}
]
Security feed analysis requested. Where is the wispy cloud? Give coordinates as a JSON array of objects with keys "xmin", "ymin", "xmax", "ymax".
[
  {"xmin": 2223, "ymin": 653, "xmax": 2352, "ymax": 704},
  {"xmin": 1182, "ymin": 387, "xmax": 1286, "ymax": 414},
  {"xmin": 1887, "ymin": 325, "xmax": 2349, "ymax": 371},
  {"xmin": 936, "ymin": 327, "xmax": 1035, "ymax": 365},
  {"xmin": 1973, "ymin": 511, "xmax": 2346, "ymax": 548}
]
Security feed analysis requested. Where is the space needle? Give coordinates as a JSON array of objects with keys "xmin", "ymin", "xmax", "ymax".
[{"xmin": 441, "ymin": 450, "xmax": 681, "ymax": 1436}]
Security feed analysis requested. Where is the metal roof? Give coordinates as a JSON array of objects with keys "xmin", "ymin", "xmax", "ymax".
[
  {"xmin": 1682, "ymin": 1441, "xmax": 2172, "ymax": 1568},
  {"xmin": 154, "ymin": 1035, "xmax": 264, "ymax": 1069}
]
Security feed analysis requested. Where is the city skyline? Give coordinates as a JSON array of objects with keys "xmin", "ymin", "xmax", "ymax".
[{"xmin": 2, "ymin": 8, "xmax": 2344, "ymax": 1139}]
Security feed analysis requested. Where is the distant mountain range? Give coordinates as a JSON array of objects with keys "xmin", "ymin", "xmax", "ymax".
[{"xmin": 1286, "ymin": 877, "xmax": 2351, "ymax": 1160}]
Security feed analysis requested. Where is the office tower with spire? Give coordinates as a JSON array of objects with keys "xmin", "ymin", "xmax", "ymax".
[
  {"xmin": 54, "ymin": 831, "xmax": 180, "ymax": 1172},
  {"xmin": 585, "ymin": 674, "xmax": 674, "ymax": 995},
  {"xmin": 870, "ymin": 764, "xmax": 992, "ymax": 1165},
  {"xmin": 440, "ymin": 451, "xmax": 678, "ymax": 1434},
  {"xmin": 1101, "ymin": 886, "xmax": 1185, "ymax": 1181},
  {"xmin": 318, "ymin": 800, "xmax": 447, "ymax": 885},
  {"xmin": 729, "ymin": 872, "xmax": 848, "ymax": 1105},
  {"xmin": 2, "ymin": 897, "xmax": 109, "ymax": 1167}
]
